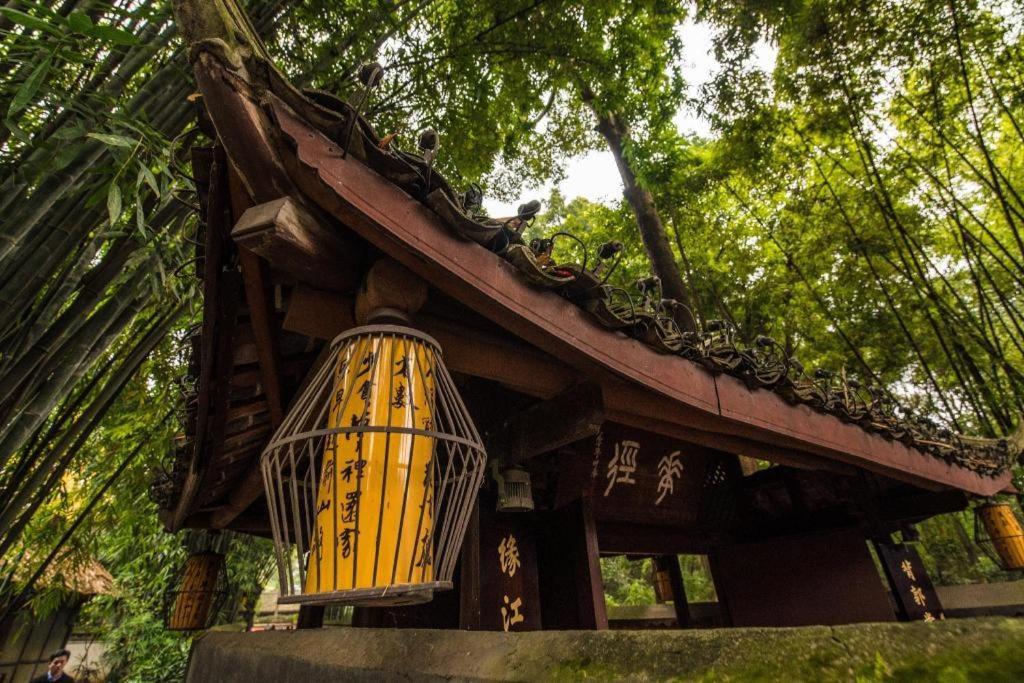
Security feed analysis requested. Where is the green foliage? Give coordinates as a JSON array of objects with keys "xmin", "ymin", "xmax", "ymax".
[
  {"xmin": 600, "ymin": 555, "xmax": 717, "ymax": 607},
  {"xmin": 601, "ymin": 556, "xmax": 656, "ymax": 607},
  {"xmin": 3, "ymin": 1, "xmax": 1023, "ymax": 679},
  {"xmin": 681, "ymin": 0, "xmax": 1024, "ymax": 437}
]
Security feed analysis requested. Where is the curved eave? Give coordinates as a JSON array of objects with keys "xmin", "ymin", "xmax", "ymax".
[{"xmin": 189, "ymin": 48, "xmax": 1010, "ymax": 498}]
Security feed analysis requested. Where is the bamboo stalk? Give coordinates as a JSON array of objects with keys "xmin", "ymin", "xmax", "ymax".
[{"xmin": 0, "ymin": 304, "xmax": 180, "ymax": 554}]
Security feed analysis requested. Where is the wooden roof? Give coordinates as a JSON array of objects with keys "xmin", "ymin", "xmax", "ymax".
[{"xmin": 159, "ymin": 1, "xmax": 1013, "ymax": 534}]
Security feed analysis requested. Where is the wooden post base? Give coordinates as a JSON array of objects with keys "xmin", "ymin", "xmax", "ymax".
[{"xmin": 711, "ymin": 529, "xmax": 895, "ymax": 627}]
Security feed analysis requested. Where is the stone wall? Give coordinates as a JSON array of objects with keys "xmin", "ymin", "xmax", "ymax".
[{"xmin": 187, "ymin": 617, "xmax": 1024, "ymax": 681}]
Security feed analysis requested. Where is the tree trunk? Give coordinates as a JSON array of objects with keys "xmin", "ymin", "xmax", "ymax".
[{"xmin": 584, "ymin": 95, "xmax": 695, "ymax": 330}]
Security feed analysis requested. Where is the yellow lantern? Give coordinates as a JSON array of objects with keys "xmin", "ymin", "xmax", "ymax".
[
  {"xmin": 304, "ymin": 332, "xmax": 437, "ymax": 594},
  {"xmin": 975, "ymin": 503, "xmax": 1024, "ymax": 571},
  {"xmin": 262, "ymin": 325, "xmax": 486, "ymax": 606}
]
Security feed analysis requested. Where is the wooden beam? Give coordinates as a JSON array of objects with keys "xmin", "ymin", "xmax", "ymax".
[
  {"xmin": 603, "ymin": 397, "xmax": 853, "ymax": 476},
  {"xmin": 283, "ymin": 285, "xmax": 577, "ymax": 398},
  {"xmin": 228, "ymin": 165, "xmax": 284, "ymax": 430},
  {"xmin": 489, "ymin": 382, "xmax": 604, "ymax": 464},
  {"xmin": 874, "ymin": 489, "xmax": 968, "ymax": 522},
  {"xmin": 354, "ymin": 258, "xmax": 427, "ymax": 323},
  {"xmin": 596, "ymin": 523, "xmax": 716, "ymax": 555},
  {"xmin": 232, "ymin": 196, "xmax": 359, "ymax": 291},
  {"xmin": 169, "ymin": 148, "xmax": 240, "ymax": 531},
  {"xmin": 238, "ymin": 249, "xmax": 284, "ymax": 426}
]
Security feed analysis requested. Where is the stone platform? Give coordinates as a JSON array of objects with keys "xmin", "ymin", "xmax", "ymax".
[{"xmin": 186, "ymin": 618, "xmax": 1024, "ymax": 681}]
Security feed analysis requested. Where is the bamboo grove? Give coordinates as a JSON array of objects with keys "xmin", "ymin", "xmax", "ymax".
[
  {"xmin": 0, "ymin": 0, "xmax": 298, "ymax": 608},
  {"xmin": 685, "ymin": 0, "xmax": 1024, "ymax": 438},
  {"xmin": 0, "ymin": 0, "xmax": 1022, "ymax": 661}
]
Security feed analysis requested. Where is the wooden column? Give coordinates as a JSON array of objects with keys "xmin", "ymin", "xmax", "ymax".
[
  {"xmin": 456, "ymin": 492, "xmax": 541, "ymax": 631},
  {"xmin": 458, "ymin": 502, "xmax": 482, "ymax": 630},
  {"xmin": 295, "ymin": 605, "xmax": 324, "ymax": 629},
  {"xmin": 654, "ymin": 555, "xmax": 691, "ymax": 628},
  {"xmin": 710, "ymin": 529, "xmax": 895, "ymax": 627},
  {"xmin": 538, "ymin": 497, "xmax": 608, "ymax": 630}
]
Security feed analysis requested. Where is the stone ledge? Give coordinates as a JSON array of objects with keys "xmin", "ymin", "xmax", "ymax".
[{"xmin": 186, "ymin": 617, "xmax": 1024, "ymax": 682}]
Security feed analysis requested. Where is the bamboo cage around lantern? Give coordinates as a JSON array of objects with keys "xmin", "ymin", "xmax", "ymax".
[
  {"xmin": 163, "ymin": 551, "xmax": 229, "ymax": 631},
  {"xmin": 261, "ymin": 325, "xmax": 487, "ymax": 607},
  {"xmin": 974, "ymin": 503, "xmax": 1024, "ymax": 571}
]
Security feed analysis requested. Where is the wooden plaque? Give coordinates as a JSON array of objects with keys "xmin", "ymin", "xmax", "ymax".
[
  {"xmin": 874, "ymin": 540, "xmax": 944, "ymax": 622},
  {"xmin": 558, "ymin": 422, "xmax": 719, "ymax": 527}
]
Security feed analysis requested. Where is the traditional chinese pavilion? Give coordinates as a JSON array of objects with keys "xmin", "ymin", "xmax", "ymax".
[{"xmin": 156, "ymin": 0, "xmax": 1019, "ymax": 632}]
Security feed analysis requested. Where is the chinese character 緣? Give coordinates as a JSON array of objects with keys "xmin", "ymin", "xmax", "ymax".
[{"xmin": 499, "ymin": 534, "xmax": 521, "ymax": 578}]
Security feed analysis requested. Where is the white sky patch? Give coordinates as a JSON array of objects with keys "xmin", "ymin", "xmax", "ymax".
[{"xmin": 483, "ymin": 18, "xmax": 778, "ymax": 216}]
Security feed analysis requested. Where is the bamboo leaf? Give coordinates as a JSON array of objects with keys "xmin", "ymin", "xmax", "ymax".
[
  {"xmin": 136, "ymin": 195, "xmax": 146, "ymax": 235},
  {"xmin": 67, "ymin": 11, "xmax": 94, "ymax": 33},
  {"xmin": 87, "ymin": 132, "xmax": 137, "ymax": 149},
  {"xmin": 85, "ymin": 24, "xmax": 139, "ymax": 46},
  {"xmin": 8, "ymin": 55, "xmax": 52, "ymax": 118},
  {"xmin": 0, "ymin": 8, "xmax": 61, "ymax": 35},
  {"xmin": 107, "ymin": 184, "xmax": 123, "ymax": 226},
  {"xmin": 4, "ymin": 119, "xmax": 31, "ymax": 143},
  {"xmin": 53, "ymin": 142, "xmax": 86, "ymax": 171},
  {"xmin": 54, "ymin": 123, "xmax": 86, "ymax": 140},
  {"xmin": 136, "ymin": 162, "xmax": 160, "ymax": 195}
]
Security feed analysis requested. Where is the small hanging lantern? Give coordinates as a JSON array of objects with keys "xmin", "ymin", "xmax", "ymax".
[
  {"xmin": 494, "ymin": 465, "xmax": 535, "ymax": 513},
  {"xmin": 974, "ymin": 502, "xmax": 1024, "ymax": 571},
  {"xmin": 163, "ymin": 551, "xmax": 229, "ymax": 631},
  {"xmin": 262, "ymin": 325, "xmax": 487, "ymax": 606}
]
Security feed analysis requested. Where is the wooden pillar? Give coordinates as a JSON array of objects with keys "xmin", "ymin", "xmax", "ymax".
[
  {"xmin": 458, "ymin": 492, "xmax": 541, "ymax": 631},
  {"xmin": 458, "ymin": 501, "xmax": 482, "ymax": 630},
  {"xmin": 654, "ymin": 555, "xmax": 690, "ymax": 628},
  {"xmin": 710, "ymin": 529, "xmax": 895, "ymax": 627},
  {"xmin": 295, "ymin": 605, "xmax": 324, "ymax": 629},
  {"xmin": 538, "ymin": 497, "xmax": 608, "ymax": 630}
]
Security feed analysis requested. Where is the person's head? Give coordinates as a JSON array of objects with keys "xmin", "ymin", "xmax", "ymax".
[{"xmin": 47, "ymin": 649, "xmax": 70, "ymax": 678}]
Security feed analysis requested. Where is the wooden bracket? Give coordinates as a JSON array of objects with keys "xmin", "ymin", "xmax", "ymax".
[
  {"xmin": 489, "ymin": 382, "xmax": 604, "ymax": 465},
  {"xmin": 232, "ymin": 196, "xmax": 359, "ymax": 291},
  {"xmin": 354, "ymin": 258, "xmax": 428, "ymax": 324},
  {"xmin": 283, "ymin": 286, "xmax": 577, "ymax": 398}
]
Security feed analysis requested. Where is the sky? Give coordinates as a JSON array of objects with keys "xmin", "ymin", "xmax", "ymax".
[{"xmin": 483, "ymin": 18, "xmax": 776, "ymax": 216}]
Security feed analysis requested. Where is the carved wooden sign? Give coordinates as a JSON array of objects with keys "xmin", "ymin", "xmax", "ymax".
[
  {"xmin": 477, "ymin": 505, "xmax": 542, "ymax": 631},
  {"xmin": 558, "ymin": 422, "xmax": 719, "ymax": 527},
  {"xmin": 874, "ymin": 541, "xmax": 945, "ymax": 622}
]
